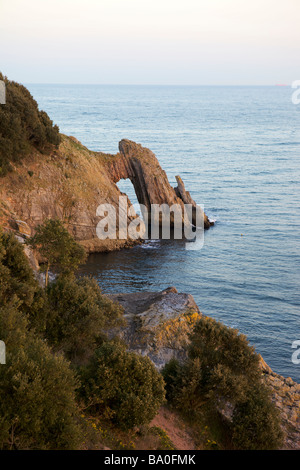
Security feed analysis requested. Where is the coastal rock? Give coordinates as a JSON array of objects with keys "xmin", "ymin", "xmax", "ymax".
[
  {"xmin": 0, "ymin": 136, "xmax": 212, "ymax": 253},
  {"xmin": 108, "ymin": 287, "xmax": 201, "ymax": 369},
  {"xmin": 260, "ymin": 360, "xmax": 300, "ymax": 450},
  {"xmin": 106, "ymin": 140, "xmax": 213, "ymax": 229}
]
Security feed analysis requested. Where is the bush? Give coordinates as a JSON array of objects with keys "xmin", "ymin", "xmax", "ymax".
[
  {"xmin": 162, "ymin": 315, "xmax": 283, "ymax": 449},
  {"xmin": 80, "ymin": 340, "xmax": 166, "ymax": 429},
  {"xmin": 0, "ymin": 230, "xmax": 46, "ymax": 327},
  {"xmin": 232, "ymin": 385, "xmax": 283, "ymax": 450},
  {"xmin": 27, "ymin": 218, "xmax": 86, "ymax": 286},
  {"xmin": 0, "ymin": 231, "xmax": 81, "ymax": 449},
  {"xmin": 188, "ymin": 316, "xmax": 261, "ymax": 405},
  {"xmin": 46, "ymin": 274, "xmax": 124, "ymax": 361},
  {"xmin": 0, "ymin": 301, "xmax": 80, "ymax": 449},
  {"xmin": 0, "ymin": 72, "xmax": 61, "ymax": 176}
]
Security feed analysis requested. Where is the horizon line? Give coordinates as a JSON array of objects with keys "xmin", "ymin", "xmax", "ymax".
[{"xmin": 24, "ymin": 83, "xmax": 289, "ymax": 87}]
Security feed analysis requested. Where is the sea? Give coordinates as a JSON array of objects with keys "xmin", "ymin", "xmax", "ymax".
[{"xmin": 27, "ymin": 84, "xmax": 300, "ymax": 381}]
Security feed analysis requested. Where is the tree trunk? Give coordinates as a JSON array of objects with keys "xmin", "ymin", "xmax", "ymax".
[{"xmin": 45, "ymin": 262, "xmax": 50, "ymax": 287}]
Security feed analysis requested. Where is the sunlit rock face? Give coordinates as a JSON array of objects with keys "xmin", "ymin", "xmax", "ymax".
[
  {"xmin": 108, "ymin": 287, "xmax": 201, "ymax": 369},
  {"xmin": 1, "ymin": 137, "xmax": 212, "ymax": 253}
]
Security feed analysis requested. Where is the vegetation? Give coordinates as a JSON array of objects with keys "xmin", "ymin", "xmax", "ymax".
[
  {"xmin": 0, "ymin": 72, "xmax": 61, "ymax": 176},
  {"xmin": 45, "ymin": 274, "xmax": 124, "ymax": 361},
  {"xmin": 0, "ymin": 229, "xmax": 46, "ymax": 323},
  {"xmin": 0, "ymin": 231, "xmax": 80, "ymax": 449},
  {"xmin": 162, "ymin": 316, "xmax": 283, "ymax": 450},
  {"xmin": 231, "ymin": 384, "xmax": 283, "ymax": 450},
  {"xmin": 79, "ymin": 339, "xmax": 166, "ymax": 430},
  {"xmin": 0, "ymin": 225, "xmax": 166, "ymax": 448},
  {"xmin": 26, "ymin": 219, "xmax": 86, "ymax": 286}
]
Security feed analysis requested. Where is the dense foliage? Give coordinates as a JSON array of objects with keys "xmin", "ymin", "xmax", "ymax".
[
  {"xmin": 0, "ymin": 223, "xmax": 284, "ymax": 449},
  {"xmin": 162, "ymin": 316, "xmax": 283, "ymax": 450},
  {"xmin": 46, "ymin": 274, "xmax": 124, "ymax": 361},
  {"xmin": 0, "ymin": 226, "xmax": 167, "ymax": 448},
  {"xmin": 0, "ymin": 231, "xmax": 80, "ymax": 449},
  {"xmin": 0, "ymin": 72, "xmax": 60, "ymax": 176},
  {"xmin": 27, "ymin": 219, "xmax": 86, "ymax": 286},
  {"xmin": 80, "ymin": 340, "xmax": 166, "ymax": 429}
]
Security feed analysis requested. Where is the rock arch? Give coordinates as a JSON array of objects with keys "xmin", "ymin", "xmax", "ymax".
[{"xmin": 105, "ymin": 139, "xmax": 213, "ymax": 229}]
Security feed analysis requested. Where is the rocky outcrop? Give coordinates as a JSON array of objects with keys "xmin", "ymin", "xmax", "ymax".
[
  {"xmin": 260, "ymin": 361, "xmax": 300, "ymax": 450},
  {"xmin": 109, "ymin": 288, "xmax": 300, "ymax": 449},
  {"xmin": 105, "ymin": 140, "xmax": 213, "ymax": 229},
  {"xmin": 0, "ymin": 136, "xmax": 213, "ymax": 252},
  {"xmin": 108, "ymin": 287, "xmax": 201, "ymax": 369}
]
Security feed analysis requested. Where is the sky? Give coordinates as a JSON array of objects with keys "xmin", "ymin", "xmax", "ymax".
[{"xmin": 0, "ymin": 0, "xmax": 299, "ymax": 85}]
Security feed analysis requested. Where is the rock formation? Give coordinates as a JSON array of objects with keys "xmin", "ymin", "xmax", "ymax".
[
  {"xmin": 105, "ymin": 139, "xmax": 213, "ymax": 229},
  {"xmin": 0, "ymin": 136, "xmax": 213, "ymax": 252},
  {"xmin": 108, "ymin": 287, "xmax": 201, "ymax": 369}
]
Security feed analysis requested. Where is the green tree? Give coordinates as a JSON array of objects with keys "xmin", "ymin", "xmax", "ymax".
[
  {"xmin": 232, "ymin": 384, "xmax": 283, "ymax": 450},
  {"xmin": 27, "ymin": 219, "xmax": 86, "ymax": 286},
  {"xmin": 162, "ymin": 316, "xmax": 283, "ymax": 450},
  {"xmin": 45, "ymin": 274, "xmax": 124, "ymax": 361},
  {"xmin": 80, "ymin": 340, "xmax": 166, "ymax": 429},
  {"xmin": 0, "ymin": 72, "xmax": 60, "ymax": 176},
  {"xmin": 0, "ymin": 300, "xmax": 80, "ymax": 449},
  {"xmin": 0, "ymin": 230, "xmax": 47, "ymax": 332}
]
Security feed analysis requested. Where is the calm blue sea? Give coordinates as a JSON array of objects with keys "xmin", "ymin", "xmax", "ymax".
[{"xmin": 27, "ymin": 84, "xmax": 300, "ymax": 381}]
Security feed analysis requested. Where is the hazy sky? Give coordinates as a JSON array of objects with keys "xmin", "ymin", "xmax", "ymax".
[{"xmin": 0, "ymin": 0, "xmax": 299, "ymax": 85}]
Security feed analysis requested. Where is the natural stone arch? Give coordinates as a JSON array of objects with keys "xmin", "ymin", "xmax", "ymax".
[{"xmin": 105, "ymin": 139, "xmax": 213, "ymax": 229}]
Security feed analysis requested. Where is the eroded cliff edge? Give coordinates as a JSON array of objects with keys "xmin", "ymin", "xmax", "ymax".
[{"xmin": 0, "ymin": 135, "xmax": 213, "ymax": 251}]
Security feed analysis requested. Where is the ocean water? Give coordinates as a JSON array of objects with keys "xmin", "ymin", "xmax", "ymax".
[{"xmin": 27, "ymin": 84, "xmax": 300, "ymax": 381}]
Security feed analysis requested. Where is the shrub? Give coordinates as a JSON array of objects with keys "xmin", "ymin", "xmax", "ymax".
[
  {"xmin": 80, "ymin": 340, "xmax": 166, "ymax": 429},
  {"xmin": 0, "ymin": 230, "xmax": 46, "ymax": 328},
  {"xmin": 188, "ymin": 316, "xmax": 261, "ymax": 405},
  {"xmin": 0, "ymin": 231, "xmax": 81, "ymax": 449},
  {"xmin": 45, "ymin": 274, "xmax": 124, "ymax": 361},
  {"xmin": 0, "ymin": 301, "xmax": 80, "ymax": 449},
  {"xmin": 27, "ymin": 218, "xmax": 86, "ymax": 286},
  {"xmin": 0, "ymin": 72, "xmax": 60, "ymax": 176},
  {"xmin": 232, "ymin": 384, "xmax": 283, "ymax": 450},
  {"xmin": 162, "ymin": 315, "xmax": 283, "ymax": 449}
]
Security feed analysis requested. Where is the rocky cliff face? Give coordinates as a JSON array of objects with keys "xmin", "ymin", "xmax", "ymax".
[{"xmin": 0, "ymin": 136, "xmax": 213, "ymax": 251}]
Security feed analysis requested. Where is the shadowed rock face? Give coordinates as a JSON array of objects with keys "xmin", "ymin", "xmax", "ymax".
[{"xmin": 106, "ymin": 139, "xmax": 213, "ymax": 230}]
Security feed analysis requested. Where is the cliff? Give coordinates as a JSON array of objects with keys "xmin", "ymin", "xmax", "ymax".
[{"xmin": 0, "ymin": 136, "xmax": 213, "ymax": 252}]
